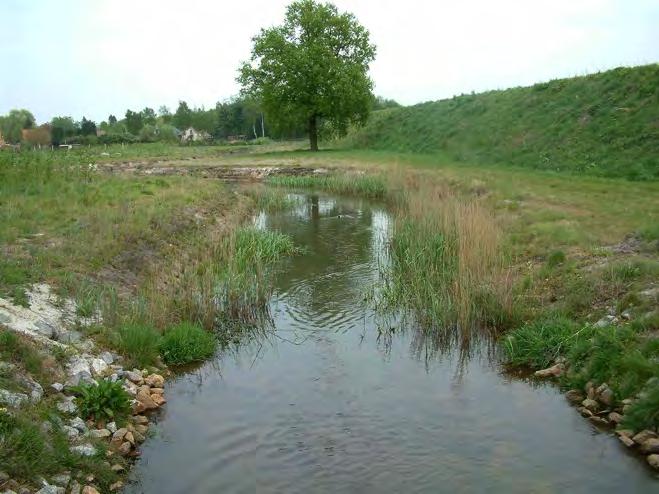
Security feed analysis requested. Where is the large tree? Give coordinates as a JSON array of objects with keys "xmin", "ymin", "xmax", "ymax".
[
  {"xmin": 124, "ymin": 109, "xmax": 143, "ymax": 135},
  {"xmin": 238, "ymin": 0, "xmax": 376, "ymax": 151},
  {"xmin": 50, "ymin": 116, "xmax": 76, "ymax": 145}
]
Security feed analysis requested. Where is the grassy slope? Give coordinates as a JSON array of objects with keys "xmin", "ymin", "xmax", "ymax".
[{"xmin": 345, "ymin": 64, "xmax": 659, "ymax": 180}]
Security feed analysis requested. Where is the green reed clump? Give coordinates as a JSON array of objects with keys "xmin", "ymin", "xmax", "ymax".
[
  {"xmin": 564, "ymin": 326, "xmax": 659, "ymax": 400},
  {"xmin": 244, "ymin": 186, "xmax": 296, "ymax": 212},
  {"xmin": 378, "ymin": 184, "xmax": 510, "ymax": 352},
  {"xmin": 622, "ymin": 381, "xmax": 659, "ymax": 432},
  {"xmin": 214, "ymin": 227, "xmax": 301, "ymax": 322},
  {"xmin": 268, "ymin": 173, "xmax": 387, "ymax": 198},
  {"xmin": 503, "ymin": 316, "xmax": 585, "ymax": 368},
  {"xmin": 112, "ymin": 323, "xmax": 162, "ymax": 367},
  {"xmin": 159, "ymin": 321, "xmax": 217, "ymax": 365}
]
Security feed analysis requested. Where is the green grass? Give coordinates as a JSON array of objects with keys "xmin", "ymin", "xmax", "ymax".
[
  {"xmin": 623, "ymin": 382, "xmax": 659, "ymax": 431},
  {"xmin": 267, "ymin": 174, "xmax": 387, "ymax": 198},
  {"xmin": 503, "ymin": 316, "xmax": 585, "ymax": 368},
  {"xmin": 112, "ymin": 323, "xmax": 162, "ymax": 368},
  {"xmin": 159, "ymin": 322, "xmax": 217, "ymax": 365},
  {"xmin": 0, "ymin": 407, "xmax": 120, "ymax": 488},
  {"xmin": 214, "ymin": 227, "xmax": 301, "ymax": 322},
  {"xmin": 244, "ymin": 186, "xmax": 297, "ymax": 212},
  {"xmin": 545, "ymin": 250, "xmax": 567, "ymax": 270},
  {"xmin": 0, "ymin": 329, "xmax": 46, "ymax": 382},
  {"xmin": 504, "ymin": 317, "xmax": 659, "ymax": 430},
  {"xmin": 345, "ymin": 64, "xmax": 659, "ymax": 180}
]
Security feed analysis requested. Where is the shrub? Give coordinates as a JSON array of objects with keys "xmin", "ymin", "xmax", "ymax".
[
  {"xmin": 72, "ymin": 379, "xmax": 131, "ymax": 423},
  {"xmin": 113, "ymin": 323, "xmax": 161, "ymax": 367},
  {"xmin": 546, "ymin": 250, "xmax": 566, "ymax": 268},
  {"xmin": 159, "ymin": 322, "xmax": 217, "ymax": 365}
]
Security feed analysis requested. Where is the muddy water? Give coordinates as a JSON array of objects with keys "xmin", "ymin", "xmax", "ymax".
[{"xmin": 127, "ymin": 193, "xmax": 656, "ymax": 493}]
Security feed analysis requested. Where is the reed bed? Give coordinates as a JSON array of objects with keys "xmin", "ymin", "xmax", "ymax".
[
  {"xmin": 378, "ymin": 172, "xmax": 515, "ymax": 354},
  {"xmin": 267, "ymin": 173, "xmax": 387, "ymax": 199}
]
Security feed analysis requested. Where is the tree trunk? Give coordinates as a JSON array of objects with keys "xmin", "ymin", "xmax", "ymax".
[{"xmin": 308, "ymin": 115, "xmax": 318, "ymax": 151}]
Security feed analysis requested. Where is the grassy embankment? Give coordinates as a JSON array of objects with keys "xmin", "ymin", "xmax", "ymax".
[
  {"xmin": 265, "ymin": 66, "xmax": 659, "ymax": 430},
  {"xmin": 344, "ymin": 64, "xmax": 659, "ymax": 181},
  {"xmin": 0, "ymin": 148, "xmax": 298, "ymax": 487}
]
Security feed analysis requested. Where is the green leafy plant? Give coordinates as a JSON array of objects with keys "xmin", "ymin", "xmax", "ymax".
[
  {"xmin": 159, "ymin": 322, "xmax": 217, "ymax": 365},
  {"xmin": 72, "ymin": 379, "xmax": 131, "ymax": 423}
]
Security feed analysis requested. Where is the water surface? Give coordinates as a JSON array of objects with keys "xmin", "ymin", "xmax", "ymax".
[{"xmin": 127, "ymin": 192, "xmax": 656, "ymax": 493}]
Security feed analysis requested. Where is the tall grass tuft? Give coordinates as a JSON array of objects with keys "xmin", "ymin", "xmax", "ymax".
[
  {"xmin": 378, "ymin": 178, "xmax": 513, "ymax": 353},
  {"xmin": 112, "ymin": 323, "xmax": 162, "ymax": 368},
  {"xmin": 159, "ymin": 322, "xmax": 217, "ymax": 365}
]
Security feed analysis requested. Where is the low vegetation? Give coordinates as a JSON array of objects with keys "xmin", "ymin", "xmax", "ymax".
[
  {"xmin": 159, "ymin": 322, "xmax": 217, "ymax": 365},
  {"xmin": 72, "ymin": 380, "xmax": 132, "ymax": 424},
  {"xmin": 112, "ymin": 323, "xmax": 162, "ymax": 369},
  {"xmin": 268, "ymin": 173, "xmax": 387, "ymax": 198}
]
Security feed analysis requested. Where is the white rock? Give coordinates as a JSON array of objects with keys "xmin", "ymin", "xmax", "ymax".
[
  {"xmin": 30, "ymin": 380, "xmax": 44, "ymax": 402},
  {"xmin": 125, "ymin": 370, "xmax": 143, "ymax": 383},
  {"xmin": 67, "ymin": 356, "xmax": 91, "ymax": 378},
  {"xmin": 36, "ymin": 485, "xmax": 64, "ymax": 494},
  {"xmin": 99, "ymin": 351, "xmax": 114, "ymax": 365},
  {"xmin": 534, "ymin": 363, "xmax": 564, "ymax": 378},
  {"xmin": 594, "ymin": 317, "xmax": 611, "ymax": 328},
  {"xmin": 51, "ymin": 473, "xmax": 71, "ymax": 486},
  {"xmin": 0, "ymin": 389, "xmax": 29, "ymax": 407},
  {"xmin": 62, "ymin": 425, "xmax": 79, "ymax": 439},
  {"xmin": 70, "ymin": 417, "xmax": 87, "ymax": 433},
  {"xmin": 123, "ymin": 380, "xmax": 138, "ymax": 396},
  {"xmin": 70, "ymin": 444, "xmax": 96, "ymax": 457},
  {"xmin": 90, "ymin": 358, "xmax": 108, "ymax": 376},
  {"xmin": 51, "ymin": 382, "xmax": 64, "ymax": 392},
  {"xmin": 56, "ymin": 396, "xmax": 77, "ymax": 414},
  {"xmin": 107, "ymin": 421, "xmax": 117, "ymax": 433}
]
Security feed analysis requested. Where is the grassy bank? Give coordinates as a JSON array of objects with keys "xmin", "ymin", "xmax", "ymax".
[
  {"xmin": 344, "ymin": 64, "xmax": 659, "ymax": 180},
  {"xmin": 0, "ymin": 148, "xmax": 300, "ymax": 489}
]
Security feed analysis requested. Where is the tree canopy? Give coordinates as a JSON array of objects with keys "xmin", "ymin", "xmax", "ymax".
[
  {"xmin": 0, "ymin": 109, "xmax": 35, "ymax": 143},
  {"xmin": 239, "ymin": 0, "xmax": 376, "ymax": 151}
]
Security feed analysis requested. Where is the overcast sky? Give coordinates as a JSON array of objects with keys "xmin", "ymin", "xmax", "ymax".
[{"xmin": 1, "ymin": 0, "xmax": 657, "ymax": 124}]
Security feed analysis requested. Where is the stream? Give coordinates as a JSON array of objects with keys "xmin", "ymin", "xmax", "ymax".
[{"xmin": 126, "ymin": 192, "xmax": 656, "ymax": 493}]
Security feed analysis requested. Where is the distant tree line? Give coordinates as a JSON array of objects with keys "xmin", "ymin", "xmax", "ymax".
[{"xmin": 0, "ymin": 94, "xmax": 399, "ymax": 146}]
